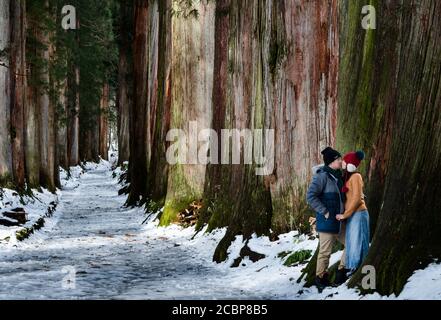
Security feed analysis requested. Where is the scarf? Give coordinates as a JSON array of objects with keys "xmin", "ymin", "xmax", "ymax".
[
  {"xmin": 341, "ymin": 171, "xmax": 357, "ymax": 193},
  {"xmin": 323, "ymin": 165, "xmax": 344, "ymax": 193}
]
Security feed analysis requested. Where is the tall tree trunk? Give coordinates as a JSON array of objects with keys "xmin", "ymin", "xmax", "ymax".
[
  {"xmin": 24, "ymin": 60, "xmax": 40, "ymax": 188},
  {"xmin": 126, "ymin": 0, "xmax": 150, "ymax": 205},
  {"xmin": 299, "ymin": 0, "xmax": 394, "ymax": 288},
  {"xmin": 336, "ymin": 0, "xmax": 395, "ymax": 231},
  {"xmin": 199, "ymin": 0, "xmax": 338, "ymax": 261},
  {"xmin": 346, "ymin": 0, "xmax": 441, "ymax": 296},
  {"xmin": 37, "ymin": 0, "xmax": 56, "ymax": 192},
  {"xmin": 116, "ymin": 0, "xmax": 132, "ymax": 166},
  {"xmin": 0, "ymin": 0, "xmax": 12, "ymax": 187},
  {"xmin": 9, "ymin": 0, "xmax": 26, "ymax": 190},
  {"xmin": 99, "ymin": 82, "xmax": 109, "ymax": 160},
  {"xmin": 57, "ymin": 79, "xmax": 68, "ymax": 170},
  {"xmin": 264, "ymin": 0, "xmax": 339, "ymax": 235},
  {"xmin": 145, "ymin": 0, "xmax": 172, "ymax": 209},
  {"xmin": 67, "ymin": 59, "xmax": 80, "ymax": 167},
  {"xmin": 207, "ymin": 0, "xmax": 273, "ymax": 262},
  {"xmin": 197, "ymin": 0, "xmax": 232, "ymax": 232},
  {"xmin": 159, "ymin": 0, "xmax": 215, "ymax": 225},
  {"xmin": 24, "ymin": 8, "xmax": 40, "ymax": 188},
  {"xmin": 299, "ymin": 0, "xmax": 441, "ymax": 295}
]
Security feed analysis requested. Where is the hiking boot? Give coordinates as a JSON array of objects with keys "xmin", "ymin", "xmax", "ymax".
[
  {"xmin": 333, "ymin": 268, "xmax": 349, "ymax": 286},
  {"xmin": 315, "ymin": 273, "xmax": 330, "ymax": 292}
]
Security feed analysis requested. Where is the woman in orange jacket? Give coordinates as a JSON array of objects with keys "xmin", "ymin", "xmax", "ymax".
[{"xmin": 336, "ymin": 151, "xmax": 370, "ymax": 273}]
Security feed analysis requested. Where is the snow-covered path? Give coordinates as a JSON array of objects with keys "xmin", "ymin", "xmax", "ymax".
[
  {"xmin": 3, "ymin": 164, "xmax": 439, "ymax": 300},
  {"xmin": 0, "ymin": 166, "xmax": 273, "ymax": 300}
]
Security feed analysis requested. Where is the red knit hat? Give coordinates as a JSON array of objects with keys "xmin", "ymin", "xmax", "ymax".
[{"xmin": 343, "ymin": 151, "xmax": 365, "ymax": 173}]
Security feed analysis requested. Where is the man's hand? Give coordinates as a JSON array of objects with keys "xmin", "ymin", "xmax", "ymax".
[{"xmin": 336, "ymin": 214, "xmax": 345, "ymax": 221}]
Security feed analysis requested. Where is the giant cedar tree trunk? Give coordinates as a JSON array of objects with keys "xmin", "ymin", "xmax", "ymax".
[
  {"xmin": 299, "ymin": 0, "xmax": 394, "ymax": 288},
  {"xmin": 79, "ymin": 105, "xmax": 100, "ymax": 163},
  {"xmin": 36, "ymin": 1, "xmax": 56, "ymax": 192},
  {"xmin": 300, "ymin": 0, "xmax": 441, "ymax": 295},
  {"xmin": 24, "ymin": 8, "xmax": 41, "ymax": 188},
  {"xmin": 144, "ymin": 0, "xmax": 159, "ymax": 182},
  {"xmin": 199, "ymin": 0, "xmax": 338, "ymax": 262},
  {"xmin": 57, "ymin": 79, "xmax": 68, "ymax": 170},
  {"xmin": 116, "ymin": 50, "xmax": 131, "ymax": 165},
  {"xmin": 159, "ymin": 0, "xmax": 215, "ymax": 225},
  {"xmin": 198, "ymin": 0, "xmax": 273, "ymax": 262},
  {"xmin": 24, "ymin": 59, "xmax": 40, "ymax": 188},
  {"xmin": 67, "ymin": 16, "xmax": 80, "ymax": 167},
  {"xmin": 264, "ymin": 0, "xmax": 339, "ymax": 235},
  {"xmin": 9, "ymin": 0, "xmax": 26, "ymax": 190},
  {"xmin": 116, "ymin": 0, "xmax": 133, "ymax": 166},
  {"xmin": 336, "ymin": 0, "xmax": 397, "ymax": 231},
  {"xmin": 0, "ymin": 0, "xmax": 12, "ymax": 186},
  {"xmin": 67, "ymin": 58, "xmax": 80, "ymax": 167},
  {"xmin": 346, "ymin": 0, "xmax": 441, "ymax": 296},
  {"xmin": 197, "ymin": 0, "xmax": 232, "ymax": 233},
  {"xmin": 127, "ymin": 0, "xmax": 150, "ymax": 205},
  {"xmin": 145, "ymin": 0, "xmax": 171, "ymax": 208}
]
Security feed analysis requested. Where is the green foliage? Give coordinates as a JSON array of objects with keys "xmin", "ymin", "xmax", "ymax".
[
  {"xmin": 277, "ymin": 251, "xmax": 291, "ymax": 259},
  {"xmin": 283, "ymin": 250, "xmax": 312, "ymax": 267},
  {"xmin": 75, "ymin": 0, "xmax": 118, "ymax": 131},
  {"xmin": 27, "ymin": 0, "xmax": 118, "ymax": 132}
]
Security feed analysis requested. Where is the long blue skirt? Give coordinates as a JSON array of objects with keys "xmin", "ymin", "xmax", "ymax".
[{"xmin": 345, "ymin": 210, "xmax": 370, "ymax": 271}]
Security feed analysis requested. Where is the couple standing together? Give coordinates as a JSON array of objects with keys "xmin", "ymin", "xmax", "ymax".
[{"xmin": 307, "ymin": 147, "xmax": 370, "ymax": 291}]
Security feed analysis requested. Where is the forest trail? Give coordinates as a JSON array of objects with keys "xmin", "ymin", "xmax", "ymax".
[{"xmin": 0, "ymin": 166, "xmax": 271, "ymax": 299}]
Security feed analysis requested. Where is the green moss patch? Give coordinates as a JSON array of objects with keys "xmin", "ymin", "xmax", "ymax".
[
  {"xmin": 15, "ymin": 200, "xmax": 57, "ymax": 242},
  {"xmin": 283, "ymin": 250, "xmax": 312, "ymax": 267}
]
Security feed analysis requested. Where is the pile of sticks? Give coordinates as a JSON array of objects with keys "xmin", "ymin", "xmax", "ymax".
[{"xmin": 178, "ymin": 201, "xmax": 202, "ymax": 227}]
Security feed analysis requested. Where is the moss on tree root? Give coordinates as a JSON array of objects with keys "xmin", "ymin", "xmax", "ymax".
[
  {"xmin": 15, "ymin": 200, "xmax": 57, "ymax": 242},
  {"xmin": 159, "ymin": 196, "xmax": 197, "ymax": 226}
]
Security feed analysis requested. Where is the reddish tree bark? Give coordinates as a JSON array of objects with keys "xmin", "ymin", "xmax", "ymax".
[
  {"xmin": 67, "ymin": 58, "xmax": 80, "ymax": 167},
  {"xmin": 36, "ymin": 0, "xmax": 57, "ymax": 192},
  {"xmin": 0, "ymin": 0, "xmax": 12, "ymax": 186},
  {"xmin": 145, "ymin": 0, "xmax": 171, "ymax": 208},
  {"xmin": 57, "ymin": 79, "xmax": 69, "ymax": 170},
  {"xmin": 127, "ymin": 0, "xmax": 150, "ymax": 205},
  {"xmin": 24, "ymin": 19, "xmax": 40, "ymax": 188},
  {"xmin": 265, "ymin": 0, "xmax": 339, "ymax": 234},
  {"xmin": 9, "ymin": 0, "xmax": 26, "ymax": 190},
  {"xmin": 199, "ymin": 0, "xmax": 338, "ymax": 262},
  {"xmin": 116, "ymin": 0, "xmax": 133, "ymax": 166}
]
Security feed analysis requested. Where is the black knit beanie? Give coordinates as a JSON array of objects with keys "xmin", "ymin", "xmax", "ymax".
[{"xmin": 321, "ymin": 147, "xmax": 342, "ymax": 166}]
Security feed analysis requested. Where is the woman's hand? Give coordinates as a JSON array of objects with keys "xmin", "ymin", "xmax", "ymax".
[{"xmin": 336, "ymin": 214, "xmax": 345, "ymax": 221}]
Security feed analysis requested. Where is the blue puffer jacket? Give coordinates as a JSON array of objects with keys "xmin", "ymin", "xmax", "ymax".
[{"xmin": 306, "ymin": 166, "xmax": 344, "ymax": 234}]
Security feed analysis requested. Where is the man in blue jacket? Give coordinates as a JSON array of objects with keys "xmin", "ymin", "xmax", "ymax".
[{"xmin": 307, "ymin": 147, "xmax": 347, "ymax": 291}]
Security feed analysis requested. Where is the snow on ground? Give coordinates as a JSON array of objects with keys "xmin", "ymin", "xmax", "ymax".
[
  {"xmin": 0, "ymin": 184, "xmax": 59, "ymax": 245},
  {"xmin": 144, "ymin": 220, "xmax": 441, "ymax": 300},
  {"xmin": 1, "ymin": 158, "xmax": 441, "ymax": 299},
  {"xmin": 141, "ymin": 219, "xmax": 351, "ymax": 299}
]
